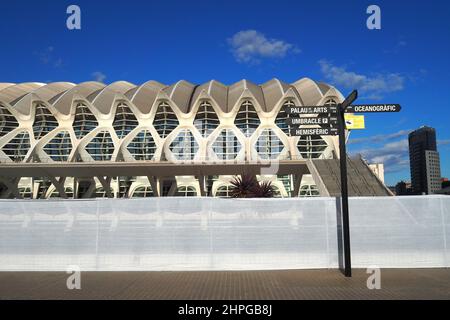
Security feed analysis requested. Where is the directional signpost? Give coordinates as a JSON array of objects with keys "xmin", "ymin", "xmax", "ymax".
[{"xmin": 285, "ymin": 91, "xmax": 401, "ymax": 278}]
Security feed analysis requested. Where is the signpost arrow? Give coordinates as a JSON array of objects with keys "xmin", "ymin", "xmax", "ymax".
[
  {"xmin": 346, "ymin": 104, "xmax": 401, "ymax": 113},
  {"xmin": 286, "ymin": 116, "xmax": 338, "ymax": 126},
  {"xmin": 283, "ymin": 89, "xmax": 401, "ymax": 279},
  {"xmin": 289, "ymin": 127, "xmax": 338, "ymax": 136},
  {"xmin": 285, "ymin": 105, "xmax": 338, "ymax": 115}
]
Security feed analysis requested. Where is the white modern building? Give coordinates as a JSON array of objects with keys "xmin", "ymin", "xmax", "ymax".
[{"xmin": 0, "ymin": 78, "xmax": 390, "ymax": 199}]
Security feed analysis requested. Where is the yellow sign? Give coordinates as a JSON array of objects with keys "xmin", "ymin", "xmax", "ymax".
[{"xmin": 344, "ymin": 114, "xmax": 365, "ymax": 130}]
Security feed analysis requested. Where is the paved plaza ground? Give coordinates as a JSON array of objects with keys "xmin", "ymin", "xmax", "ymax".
[{"xmin": 0, "ymin": 269, "xmax": 449, "ymax": 300}]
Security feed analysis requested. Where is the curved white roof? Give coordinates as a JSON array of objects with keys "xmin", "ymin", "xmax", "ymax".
[{"xmin": 0, "ymin": 78, "xmax": 341, "ymax": 115}]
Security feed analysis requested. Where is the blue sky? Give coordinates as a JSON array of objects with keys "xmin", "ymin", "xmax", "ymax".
[{"xmin": 0, "ymin": 0, "xmax": 449, "ymax": 185}]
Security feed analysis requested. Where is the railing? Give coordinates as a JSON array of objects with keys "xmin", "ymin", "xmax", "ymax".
[{"xmin": 0, "ymin": 196, "xmax": 448, "ymax": 271}]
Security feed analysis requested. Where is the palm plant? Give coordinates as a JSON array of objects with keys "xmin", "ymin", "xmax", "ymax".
[
  {"xmin": 251, "ymin": 180, "xmax": 274, "ymax": 198},
  {"xmin": 230, "ymin": 174, "xmax": 258, "ymax": 198},
  {"xmin": 229, "ymin": 175, "xmax": 275, "ymax": 198}
]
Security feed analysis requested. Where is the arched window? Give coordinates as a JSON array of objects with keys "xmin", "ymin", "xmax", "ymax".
[
  {"xmin": 175, "ymin": 186, "xmax": 197, "ymax": 197},
  {"xmin": 256, "ymin": 129, "xmax": 285, "ymax": 159},
  {"xmin": 113, "ymin": 103, "xmax": 138, "ymax": 139},
  {"xmin": 234, "ymin": 100, "xmax": 260, "ymax": 137},
  {"xmin": 275, "ymin": 100, "xmax": 294, "ymax": 136},
  {"xmin": 215, "ymin": 185, "xmax": 233, "ymax": 198},
  {"xmin": 153, "ymin": 102, "xmax": 179, "ymax": 138},
  {"xmin": 297, "ymin": 135, "xmax": 328, "ymax": 159},
  {"xmin": 194, "ymin": 101, "xmax": 220, "ymax": 138},
  {"xmin": 73, "ymin": 104, "xmax": 98, "ymax": 139},
  {"xmin": 43, "ymin": 131, "xmax": 72, "ymax": 162},
  {"xmin": 127, "ymin": 130, "xmax": 156, "ymax": 161},
  {"xmin": 169, "ymin": 129, "xmax": 198, "ymax": 160},
  {"xmin": 85, "ymin": 131, "xmax": 115, "ymax": 161},
  {"xmin": 211, "ymin": 129, "xmax": 241, "ymax": 160},
  {"xmin": 33, "ymin": 104, "xmax": 58, "ymax": 139},
  {"xmin": 299, "ymin": 184, "xmax": 320, "ymax": 197},
  {"xmin": 131, "ymin": 186, "xmax": 154, "ymax": 198},
  {"xmin": 0, "ymin": 105, "xmax": 19, "ymax": 137},
  {"xmin": 2, "ymin": 131, "xmax": 30, "ymax": 162}
]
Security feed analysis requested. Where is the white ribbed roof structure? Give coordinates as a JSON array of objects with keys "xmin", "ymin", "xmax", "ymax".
[
  {"xmin": 0, "ymin": 78, "xmax": 344, "ymax": 165},
  {"xmin": 0, "ymin": 78, "xmax": 342, "ymax": 115}
]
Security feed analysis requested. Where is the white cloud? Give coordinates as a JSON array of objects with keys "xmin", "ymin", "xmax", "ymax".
[
  {"xmin": 92, "ymin": 71, "xmax": 106, "ymax": 83},
  {"xmin": 348, "ymin": 129, "xmax": 412, "ymax": 145},
  {"xmin": 353, "ymin": 139, "xmax": 410, "ymax": 173},
  {"xmin": 319, "ymin": 60, "xmax": 405, "ymax": 99},
  {"xmin": 228, "ymin": 30, "xmax": 300, "ymax": 64}
]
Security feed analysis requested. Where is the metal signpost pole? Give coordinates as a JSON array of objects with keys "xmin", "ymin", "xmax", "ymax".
[{"xmin": 338, "ymin": 90, "xmax": 358, "ymax": 278}]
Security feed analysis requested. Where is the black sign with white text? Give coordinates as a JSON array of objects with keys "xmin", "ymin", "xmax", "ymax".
[
  {"xmin": 285, "ymin": 105, "xmax": 338, "ymax": 115},
  {"xmin": 286, "ymin": 116, "xmax": 338, "ymax": 126},
  {"xmin": 289, "ymin": 127, "xmax": 338, "ymax": 136},
  {"xmin": 346, "ymin": 104, "xmax": 401, "ymax": 113}
]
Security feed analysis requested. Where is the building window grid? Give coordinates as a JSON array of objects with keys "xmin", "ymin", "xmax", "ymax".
[
  {"xmin": 131, "ymin": 186, "xmax": 154, "ymax": 198},
  {"xmin": 127, "ymin": 130, "xmax": 157, "ymax": 161},
  {"xmin": 18, "ymin": 187, "xmax": 33, "ymax": 199},
  {"xmin": 43, "ymin": 131, "xmax": 72, "ymax": 162},
  {"xmin": 49, "ymin": 188, "xmax": 74, "ymax": 199},
  {"xmin": 153, "ymin": 102, "xmax": 179, "ymax": 138},
  {"xmin": 194, "ymin": 101, "xmax": 220, "ymax": 138},
  {"xmin": 234, "ymin": 100, "xmax": 260, "ymax": 137},
  {"xmin": 297, "ymin": 135, "xmax": 328, "ymax": 159},
  {"xmin": 85, "ymin": 131, "xmax": 115, "ymax": 161},
  {"xmin": 212, "ymin": 129, "xmax": 241, "ymax": 160},
  {"xmin": 275, "ymin": 100, "xmax": 294, "ymax": 136},
  {"xmin": 33, "ymin": 104, "xmax": 58, "ymax": 140},
  {"xmin": 169, "ymin": 129, "xmax": 198, "ymax": 160},
  {"xmin": 256, "ymin": 129, "xmax": 285, "ymax": 159},
  {"xmin": 73, "ymin": 104, "xmax": 98, "ymax": 139},
  {"xmin": 2, "ymin": 131, "xmax": 30, "ymax": 162},
  {"xmin": 299, "ymin": 185, "xmax": 320, "ymax": 197},
  {"xmin": 0, "ymin": 105, "xmax": 19, "ymax": 137},
  {"xmin": 175, "ymin": 186, "xmax": 197, "ymax": 197},
  {"xmin": 215, "ymin": 185, "xmax": 233, "ymax": 198},
  {"xmin": 113, "ymin": 103, "xmax": 139, "ymax": 139}
]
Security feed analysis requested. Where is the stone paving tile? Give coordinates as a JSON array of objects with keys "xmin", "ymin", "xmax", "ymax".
[{"xmin": 0, "ymin": 269, "xmax": 449, "ymax": 300}]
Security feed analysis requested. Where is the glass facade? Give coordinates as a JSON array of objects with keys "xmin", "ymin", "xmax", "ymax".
[
  {"xmin": 127, "ymin": 130, "xmax": 156, "ymax": 161},
  {"xmin": 73, "ymin": 104, "xmax": 98, "ymax": 139},
  {"xmin": 33, "ymin": 104, "xmax": 58, "ymax": 139},
  {"xmin": 113, "ymin": 103, "xmax": 139, "ymax": 139},
  {"xmin": 43, "ymin": 131, "xmax": 72, "ymax": 162},
  {"xmin": 153, "ymin": 102, "xmax": 179, "ymax": 138},
  {"xmin": 0, "ymin": 105, "xmax": 19, "ymax": 137},
  {"xmin": 169, "ymin": 129, "xmax": 198, "ymax": 161},
  {"xmin": 275, "ymin": 100, "xmax": 293, "ymax": 136},
  {"xmin": 235, "ymin": 100, "xmax": 260, "ymax": 137},
  {"xmin": 211, "ymin": 129, "xmax": 241, "ymax": 160},
  {"xmin": 256, "ymin": 129, "xmax": 285, "ymax": 160},
  {"xmin": 297, "ymin": 135, "xmax": 328, "ymax": 159},
  {"xmin": 2, "ymin": 131, "xmax": 30, "ymax": 162},
  {"xmin": 85, "ymin": 131, "xmax": 115, "ymax": 161},
  {"xmin": 194, "ymin": 101, "xmax": 220, "ymax": 138}
]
